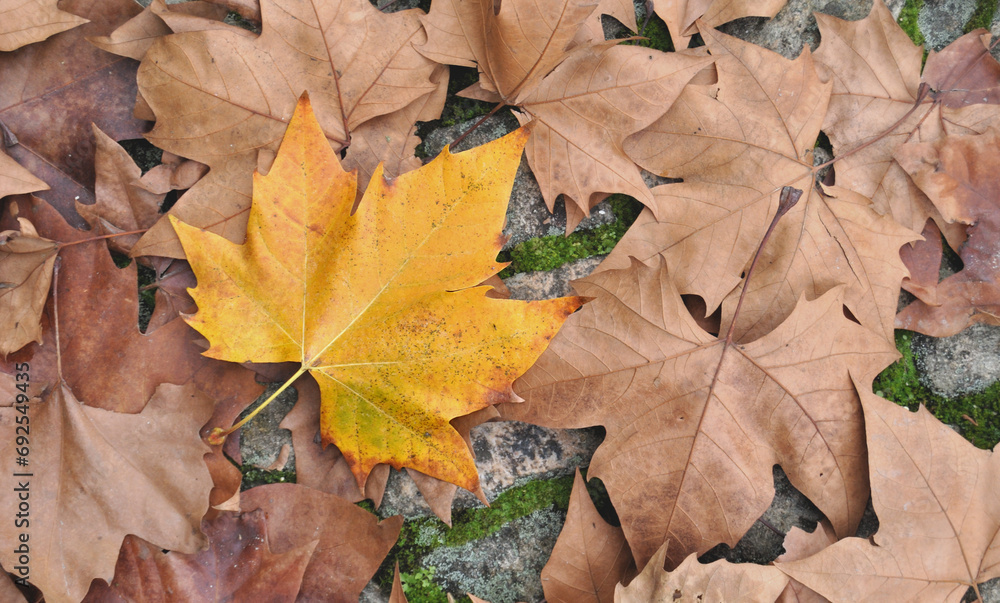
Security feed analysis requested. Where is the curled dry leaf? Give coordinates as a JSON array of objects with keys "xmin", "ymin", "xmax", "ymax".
[
  {"xmin": 241, "ymin": 483, "xmax": 403, "ymax": 602},
  {"xmin": 777, "ymin": 383, "xmax": 1000, "ymax": 602},
  {"xmin": 83, "ymin": 510, "xmax": 316, "ymax": 603},
  {"xmin": 894, "ymin": 127, "xmax": 1000, "ymax": 336},
  {"xmin": 0, "ymin": 383, "xmax": 214, "ymax": 603},
  {"xmin": 0, "ymin": 215, "xmax": 57, "ymax": 355},
  {"xmin": 921, "ymin": 29, "xmax": 1000, "ymax": 109},
  {"xmin": 542, "ymin": 469, "xmax": 635, "ymax": 603},
  {"xmin": 615, "ymin": 543, "xmax": 789, "ymax": 602},
  {"xmin": 173, "ymin": 96, "xmax": 582, "ymax": 491},
  {"xmin": 501, "ymin": 259, "xmax": 897, "ymax": 569},
  {"xmin": 0, "ymin": 0, "xmax": 88, "ymax": 51},
  {"xmin": 0, "ymin": 0, "xmax": 147, "ymax": 223},
  {"xmin": 618, "ymin": 26, "xmax": 918, "ymax": 342},
  {"xmin": 132, "ymin": 0, "xmax": 439, "ymax": 258}
]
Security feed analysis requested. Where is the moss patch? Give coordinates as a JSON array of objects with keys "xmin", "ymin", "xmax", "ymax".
[
  {"xmin": 964, "ymin": 0, "xmax": 998, "ymax": 33},
  {"xmin": 897, "ymin": 0, "xmax": 925, "ymax": 47},
  {"xmin": 625, "ymin": 12, "xmax": 674, "ymax": 52},
  {"xmin": 874, "ymin": 331, "xmax": 1000, "ymax": 449},
  {"xmin": 498, "ymin": 195, "xmax": 644, "ymax": 276},
  {"xmin": 239, "ymin": 466, "xmax": 296, "ymax": 490}
]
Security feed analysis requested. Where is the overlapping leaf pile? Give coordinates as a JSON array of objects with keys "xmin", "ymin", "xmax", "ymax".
[{"xmin": 3, "ymin": 0, "xmax": 1000, "ymax": 601}]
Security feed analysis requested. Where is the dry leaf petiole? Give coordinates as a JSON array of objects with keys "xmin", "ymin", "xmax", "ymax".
[{"xmin": 207, "ymin": 366, "xmax": 308, "ymax": 445}]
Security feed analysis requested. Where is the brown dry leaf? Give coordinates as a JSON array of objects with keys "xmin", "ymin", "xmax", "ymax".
[
  {"xmin": 899, "ymin": 219, "xmax": 946, "ymax": 305},
  {"xmin": 0, "ymin": 0, "xmax": 147, "ymax": 224},
  {"xmin": 615, "ymin": 543, "xmax": 789, "ymax": 602},
  {"xmin": 500, "ymin": 259, "xmax": 897, "ymax": 569},
  {"xmin": 922, "ymin": 30, "xmax": 1000, "ymax": 109},
  {"xmin": 417, "ymin": 0, "xmax": 597, "ymax": 101},
  {"xmin": 0, "ymin": 382, "xmax": 214, "ymax": 603},
  {"xmin": 777, "ymin": 383, "xmax": 1000, "ymax": 602},
  {"xmin": 618, "ymin": 26, "xmax": 917, "ymax": 342},
  {"xmin": 87, "ymin": 0, "xmax": 232, "ymax": 61},
  {"xmin": 0, "ymin": 215, "xmax": 57, "ymax": 355},
  {"xmin": 419, "ymin": 0, "xmax": 713, "ymax": 232},
  {"xmin": 342, "ymin": 64, "xmax": 449, "ymax": 206},
  {"xmin": 774, "ymin": 520, "xmax": 836, "ymax": 603},
  {"xmin": 75, "ymin": 125, "xmax": 173, "ymax": 256},
  {"xmin": 389, "ymin": 563, "xmax": 408, "ymax": 603},
  {"xmin": 581, "ymin": 0, "xmax": 637, "ymax": 42},
  {"xmin": 651, "ymin": 0, "xmax": 786, "ymax": 50},
  {"xmin": 514, "ymin": 44, "xmax": 714, "ymax": 232},
  {"xmin": 131, "ymin": 0, "xmax": 438, "ymax": 258},
  {"xmin": 0, "ymin": 0, "xmax": 88, "ymax": 51},
  {"xmin": 894, "ymin": 127, "xmax": 1000, "ymax": 336},
  {"xmin": 0, "ymin": 196, "xmax": 262, "ymax": 415},
  {"xmin": 241, "ymin": 483, "xmax": 403, "ymax": 602},
  {"xmin": 542, "ymin": 469, "xmax": 635, "ymax": 603},
  {"xmin": 814, "ymin": 0, "xmax": 1000, "ymax": 243},
  {"xmin": 83, "ymin": 510, "xmax": 316, "ymax": 602},
  {"xmin": 0, "ymin": 148, "xmax": 48, "ymax": 200},
  {"xmin": 0, "ymin": 568, "xmax": 27, "ymax": 603}
]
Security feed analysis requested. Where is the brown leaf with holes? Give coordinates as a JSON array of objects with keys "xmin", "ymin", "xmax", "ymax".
[
  {"xmin": 0, "ymin": 0, "xmax": 88, "ymax": 51},
  {"xmin": 0, "ymin": 0, "xmax": 147, "ymax": 225},
  {"xmin": 500, "ymin": 259, "xmax": 897, "ymax": 569},
  {"xmin": 615, "ymin": 543, "xmax": 789, "ymax": 602},
  {"xmin": 618, "ymin": 26, "xmax": 918, "ymax": 342},
  {"xmin": 83, "ymin": 510, "xmax": 315, "ymax": 603},
  {"xmin": 0, "ymin": 383, "xmax": 214, "ymax": 603},
  {"xmin": 131, "ymin": 0, "xmax": 439, "ymax": 258},
  {"xmin": 894, "ymin": 127, "xmax": 1000, "ymax": 336},
  {"xmin": 777, "ymin": 383, "xmax": 1000, "ymax": 602},
  {"xmin": 542, "ymin": 469, "xmax": 635, "ymax": 603},
  {"xmin": 241, "ymin": 483, "xmax": 403, "ymax": 602}
]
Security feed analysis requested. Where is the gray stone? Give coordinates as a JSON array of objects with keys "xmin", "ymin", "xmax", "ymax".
[
  {"xmin": 238, "ymin": 383, "xmax": 297, "ymax": 471},
  {"xmin": 701, "ymin": 466, "xmax": 826, "ymax": 565},
  {"xmin": 359, "ymin": 580, "xmax": 390, "ymax": 603},
  {"xmin": 503, "ymin": 256, "xmax": 605, "ymax": 300},
  {"xmin": 911, "ymin": 323, "xmax": 1000, "ymax": 397},
  {"xmin": 377, "ymin": 422, "xmax": 602, "ymax": 518},
  {"xmin": 981, "ymin": 577, "xmax": 1000, "ymax": 603},
  {"xmin": 420, "ymin": 115, "xmax": 617, "ymax": 248},
  {"xmin": 420, "ymin": 508, "xmax": 564, "ymax": 603},
  {"xmin": 919, "ymin": 0, "xmax": 979, "ymax": 51},
  {"xmin": 719, "ymin": 0, "xmax": 906, "ymax": 59}
]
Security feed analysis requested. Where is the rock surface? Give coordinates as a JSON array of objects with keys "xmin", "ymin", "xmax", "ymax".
[{"xmin": 912, "ymin": 323, "xmax": 1000, "ymax": 397}]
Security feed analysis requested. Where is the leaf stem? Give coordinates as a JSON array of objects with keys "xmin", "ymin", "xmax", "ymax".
[
  {"xmin": 451, "ymin": 102, "xmax": 506, "ymax": 150},
  {"xmin": 207, "ymin": 366, "xmax": 307, "ymax": 445},
  {"xmin": 724, "ymin": 186, "xmax": 802, "ymax": 345},
  {"xmin": 56, "ymin": 228, "xmax": 149, "ymax": 250},
  {"xmin": 52, "ymin": 256, "xmax": 63, "ymax": 381}
]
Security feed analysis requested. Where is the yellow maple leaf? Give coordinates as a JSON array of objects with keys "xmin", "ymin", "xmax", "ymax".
[{"xmin": 171, "ymin": 94, "xmax": 582, "ymax": 492}]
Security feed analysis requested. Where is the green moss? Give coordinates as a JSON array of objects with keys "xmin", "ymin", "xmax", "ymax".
[
  {"xmin": 874, "ymin": 331, "xmax": 1000, "ymax": 449},
  {"xmin": 400, "ymin": 566, "xmax": 448, "ymax": 602},
  {"xmin": 239, "ymin": 466, "xmax": 296, "ymax": 490},
  {"xmin": 897, "ymin": 0, "xmax": 925, "ymax": 47},
  {"xmin": 625, "ymin": 12, "xmax": 674, "ymax": 52},
  {"xmin": 376, "ymin": 474, "xmax": 577, "ymax": 596},
  {"xmin": 498, "ymin": 195, "xmax": 644, "ymax": 277},
  {"xmin": 964, "ymin": 0, "xmax": 998, "ymax": 33}
]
